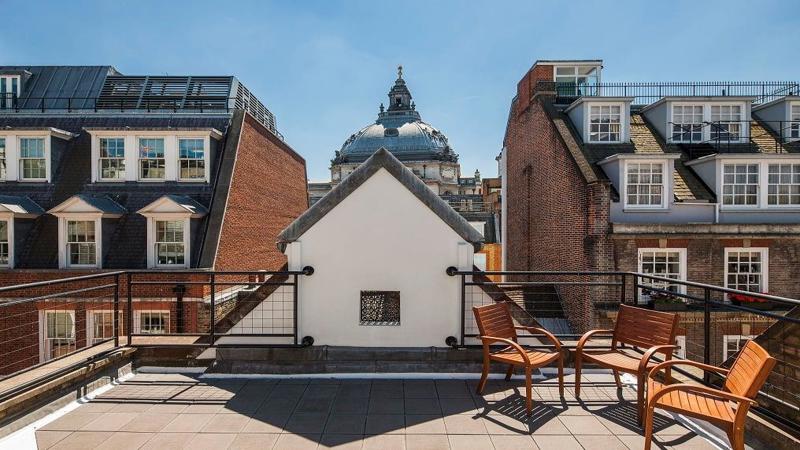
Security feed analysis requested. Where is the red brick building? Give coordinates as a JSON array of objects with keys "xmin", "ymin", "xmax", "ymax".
[
  {"xmin": 0, "ymin": 66, "xmax": 308, "ymax": 374},
  {"xmin": 502, "ymin": 59, "xmax": 800, "ymax": 341}
]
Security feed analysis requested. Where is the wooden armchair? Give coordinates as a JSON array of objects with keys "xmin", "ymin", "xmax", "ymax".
[
  {"xmin": 473, "ymin": 303, "xmax": 564, "ymax": 414},
  {"xmin": 574, "ymin": 304, "xmax": 679, "ymax": 423},
  {"xmin": 644, "ymin": 340, "xmax": 776, "ymax": 450}
]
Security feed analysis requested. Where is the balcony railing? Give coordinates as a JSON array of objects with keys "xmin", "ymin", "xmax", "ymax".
[
  {"xmin": 535, "ymin": 80, "xmax": 800, "ymax": 106},
  {"xmin": 0, "ymin": 93, "xmax": 232, "ymax": 113},
  {"xmin": 447, "ymin": 268, "xmax": 800, "ymax": 434},
  {"xmin": 668, "ymin": 120, "xmax": 800, "ymax": 156},
  {"xmin": 0, "ymin": 268, "xmax": 313, "ymax": 402}
]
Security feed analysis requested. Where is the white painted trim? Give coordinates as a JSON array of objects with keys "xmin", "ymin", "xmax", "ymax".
[
  {"xmin": 637, "ymin": 247, "xmax": 688, "ymax": 296},
  {"xmin": 722, "ymin": 334, "xmax": 755, "ymax": 360},
  {"xmin": 145, "ymin": 217, "xmax": 190, "ymax": 269},
  {"xmin": 622, "ymin": 159, "xmax": 670, "ymax": 210},
  {"xmin": 583, "ymin": 101, "xmax": 628, "ymax": 144},
  {"xmin": 55, "ymin": 215, "xmax": 102, "ymax": 269},
  {"xmin": 134, "ymin": 310, "xmax": 171, "ymax": 334},
  {"xmin": 0, "ymin": 214, "xmax": 14, "ymax": 268},
  {"xmin": 176, "ymin": 136, "xmax": 210, "ymax": 183},
  {"xmin": 716, "ymin": 158, "xmax": 800, "ymax": 210},
  {"xmin": 38, "ymin": 310, "xmax": 76, "ymax": 363},
  {"xmin": 723, "ymin": 247, "xmax": 769, "ymax": 296},
  {"xmin": 16, "ymin": 135, "xmax": 50, "ymax": 182}
]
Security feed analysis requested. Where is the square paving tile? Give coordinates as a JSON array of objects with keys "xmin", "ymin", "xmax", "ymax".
[
  {"xmin": 273, "ymin": 433, "xmax": 321, "ymax": 449},
  {"xmin": 574, "ymin": 434, "xmax": 629, "ymax": 449},
  {"xmin": 406, "ymin": 434, "xmax": 451, "ymax": 450},
  {"xmin": 49, "ymin": 431, "xmax": 113, "ymax": 450},
  {"xmin": 119, "ymin": 413, "xmax": 177, "ymax": 432},
  {"xmin": 34, "ymin": 430, "xmax": 71, "ymax": 449},
  {"xmin": 405, "ymin": 397, "xmax": 442, "ymax": 414},
  {"xmin": 139, "ymin": 432, "xmax": 195, "ymax": 450},
  {"xmin": 558, "ymin": 414, "xmax": 614, "ymax": 435},
  {"xmin": 161, "ymin": 412, "xmax": 215, "ymax": 432},
  {"xmin": 443, "ymin": 414, "xmax": 488, "ymax": 434},
  {"xmin": 365, "ymin": 414, "xmax": 405, "ymax": 434},
  {"xmin": 200, "ymin": 412, "xmax": 251, "ymax": 433},
  {"xmin": 332, "ymin": 396, "xmax": 369, "ymax": 414},
  {"xmin": 369, "ymin": 397, "xmax": 405, "ymax": 414},
  {"xmin": 406, "ymin": 414, "xmax": 447, "ymax": 434},
  {"xmin": 94, "ymin": 431, "xmax": 154, "ymax": 450},
  {"xmin": 184, "ymin": 432, "xmax": 238, "ymax": 450},
  {"xmin": 363, "ymin": 434, "xmax": 406, "ymax": 450},
  {"xmin": 285, "ymin": 412, "xmax": 329, "ymax": 434},
  {"xmin": 490, "ymin": 434, "xmax": 540, "ymax": 450},
  {"xmin": 532, "ymin": 434, "xmax": 583, "ymax": 450},
  {"xmin": 319, "ymin": 433, "xmax": 364, "ymax": 449},
  {"xmin": 448, "ymin": 434, "xmax": 493, "ymax": 450},
  {"xmin": 79, "ymin": 412, "xmax": 138, "ymax": 432},
  {"xmin": 323, "ymin": 413, "xmax": 366, "ymax": 434},
  {"xmin": 228, "ymin": 433, "xmax": 280, "ymax": 450}
]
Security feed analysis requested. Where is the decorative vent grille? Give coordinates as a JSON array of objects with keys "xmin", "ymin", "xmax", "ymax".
[{"xmin": 360, "ymin": 291, "xmax": 400, "ymax": 326}]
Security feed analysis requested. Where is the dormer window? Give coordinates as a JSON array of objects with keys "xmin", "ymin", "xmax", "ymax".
[
  {"xmin": 0, "ymin": 137, "xmax": 6, "ymax": 180},
  {"xmin": 722, "ymin": 163, "xmax": 758, "ymax": 206},
  {"xmin": 155, "ymin": 220, "xmax": 187, "ymax": 266},
  {"xmin": 138, "ymin": 138, "xmax": 165, "ymax": 180},
  {"xmin": 668, "ymin": 102, "xmax": 749, "ymax": 144},
  {"xmin": 589, "ymin": 105, "xmax": 622, "ymax": 142},
  {"xmin": 19, "ymin": 137, "xmax": 47, "ymax": 181},
  {"xmin": 99, "ymin": 138, "xmax": 125, "ymax": 180},
  {"xmin": 178, "ymin": 138, "xmax": 206, "ymax": 181},
  {"xmin": 626, "ymin": 162, "xmax": 666, "ymax": 208},
  {"xmin": 138, "ymin": 195, "xmax": 207, "ymax": 269},
  {"xmin": 791, "ymin": 104, "xmax": 800, "ymax": 140},
  {"xmin": 65, "ymin": 220, "xmax": 98, "ymax": 267},
  {"xmin": 49, "ymin": 195, "xmax": 125, "ymax": 269},
  {"xmin": 0, "ymin": 220, "xmax": 9, "ymax": 267},
  {"xmin": 0, "ymin": 75, "xmax": 20, "ymax": 109},
  {"xmin": 767, "ymin": 163, "xmax": 800, "ymax": 206}
]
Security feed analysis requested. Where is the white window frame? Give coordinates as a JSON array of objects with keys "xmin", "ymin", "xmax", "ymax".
[
  {"xmin": 86, "ymin": 310, "xmax": 120, "ymax": 345},
  {"xmin": 177, "ymin": 137, "xmax": 208, "ymax": 182},
  {"xmin": 723, "ymin": 334, "xmax": 755, "ymax": 360},
  {"xmin": 552, "ymin": 65, "xmax": 601, "ymax": 95},
  {"xmin": 670, "ymin": 104, "xmax": 704, "ymax": 143},
  {"xmin": 674, "ymin": 335, "xmax": 686, "ymax": 359},
  {"xmin": 0, "ymin": 216, "xmax": 12, "ymax": 268},
  {"xmin": 57, "ymin": 215, "xmax": 102, "ymax": 268},
  {"xmin": 0, "ymin": 136, "xmax": 6, "ymax": 181},
  {"xmin": 134, "ymin": 310, "xmax": 170, "ymax": 334},
  {"xmin": 789, "ymin": 103, "xmax": 800, "ymax": 141},
  {"xmin": 17, "ymin": 136, "xmax": 49, "ymax": 182},
  {"xmin": 587, "ymin": 103, "xmax": 625, "ymax": 143},
  {"xmin": 717, "ymin": 159, "xmax": 800, "ymax": 210},
  {"xmin": 0, "ymin": 75, "xmax": 21, "ymax": 109},
  {"xmin": 623, "ymin": 160, "xmax": 668, "ymax": 209},
  {"xmin": 637, "ymin": 248, "xmax": 687, "ymax": 302},
  {"xmin": 724, "ymin": 247, "xmax": 769, "ymax": 297},
  {"xmin": 98, "ymin": 137, "xmax": 126, "ymax": 181},
  {"xmin": 137, "ymin": 137, "xmax": 166, "ymax": 181},
  {"xmin": 767, "ymin": 163, "xmax": 800, "ymax": 207},
  {"xmin": 146, "ymin": 216, "xmax": 190, "ymax": 269},
  {"xmin": 39, "ymin": 310, "xmax": 76, "ymax": 363},
  {"xmin": 668, "ymin": 102, "xmax": 749, "ymax": 144},
  {"xmin": 721, "ymin": 162, "xmax": 760, "ymax": 208}
]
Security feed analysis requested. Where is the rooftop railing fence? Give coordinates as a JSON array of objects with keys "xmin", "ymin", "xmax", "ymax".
[
  {"xmin": 446, "ymin": 268, "xmax": 800, "ymax": 434},
  {"xmin": 535, "ymin": 80, "xmax": 800, "ymax": 106}
]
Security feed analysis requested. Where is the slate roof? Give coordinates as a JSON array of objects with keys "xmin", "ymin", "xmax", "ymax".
[
  {"xmin": 0, "ymin": 66, "xmax": 118, "ymax": 110},
  {"xmin": 277, "ymin": 148, "xmax": 484, "ymax": 252},
  {"xmin": 0, "ymin": 115, "xmax": 232, "ymax": 269},
  {"xmin": 574, "ymin": 113, "xmax": 715, "ymax": 202},
  {"xmin": 49, "ymin": 194, "xmax": 127, "ymax": 215},
  {"xmin": 0, "ymin": 195, "xmax": 45, "ymax": 216}
]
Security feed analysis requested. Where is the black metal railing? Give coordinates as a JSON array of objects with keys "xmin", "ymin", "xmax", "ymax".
[
  {"xmin": 667, "ymin": 120, "xmax": 800, "ymax": 156},
  {"xmin": 0, "ymin": 267, "xmax": 313, "ymax": 401},
  {"xmin": 535, "ymin": 80, "xmax": 800, "ymax": 106},
  {"xmin": 447, "ymin": 268, "xmax": 800, "ymax": 433},
  {"xmin": 0, "ymin": 93, "xmax": 232, "ymax": 113}
]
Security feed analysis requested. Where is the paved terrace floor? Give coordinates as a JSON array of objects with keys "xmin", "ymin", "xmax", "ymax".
[{"xmin": 33, "ymin": 372, "xmax": 721, "ymax": 450}]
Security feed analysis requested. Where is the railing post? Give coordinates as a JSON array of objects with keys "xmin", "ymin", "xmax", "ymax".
[
  {"xmin": 633, "ymin": 274, "xmax": 640, "ymax": 305},
  {"xmin": 703, "ymin": 287, "xmax": 712, "ymax": 385},
  {"xmin": 293, "ymin": 274, "xmax": 299, "ymax": 346},
  {"xmin": 126, "ymin": 273, "xmax": 133, "ymax": 346},
  {"xmin": 209, "ymin": 273, "xmax": 216, "ymax": 345},
  {"xmin": 620, "ymin": 273, "xmax": 627, "ymax": 306},
  {"xmin": 460, "ymin": 274, "xmax": 466, "ymax": 347},
  {"xmin": 113, "ymin": 273, "xmax": 120, "ymax": 347}
]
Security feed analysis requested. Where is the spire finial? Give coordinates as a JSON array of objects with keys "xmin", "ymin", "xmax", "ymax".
[{"xmin": 397, "ymin": 65, "xmax": 403, "ymax": 79}]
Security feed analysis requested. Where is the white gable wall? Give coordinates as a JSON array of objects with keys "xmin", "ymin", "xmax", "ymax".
[{"xmin": 288, "ymin": 168, "xmax": 474, "ymax": 347}]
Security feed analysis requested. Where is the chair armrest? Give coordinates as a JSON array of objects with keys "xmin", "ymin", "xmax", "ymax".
[
  {"xmin": 637, "ymin": 345, "xmax": 676, "ymax": 375},
  {"xmin": 650, "ymin": 382, "xmax": 757, "ymax": 407},
  {"xmin": 514, "ymin": 326, "xmax": 562, "ymax": 351},
  {"xmin": 480, "ymin": 336, "xmax": 530, "ymax": 364},
  {"xmin": 576, "ymin": 329, "xmax": 615, "ymax": 353},
  {"xmin": 648, "ymin": 359, "xmax": 730, "ymax": 380}
]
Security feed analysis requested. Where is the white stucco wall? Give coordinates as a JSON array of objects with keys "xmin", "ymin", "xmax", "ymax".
[{"xmin": 287, "ymin": 168, "xmax": 474, "ymax": 347}]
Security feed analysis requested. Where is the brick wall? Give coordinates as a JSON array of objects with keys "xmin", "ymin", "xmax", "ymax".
[
  {"xmin": 214, "ymin": 113, "xmax": 309, "ymax": 272},
  {"xmin": 504, "ymin": 88, "xmax": 614, "ymax": 331}
]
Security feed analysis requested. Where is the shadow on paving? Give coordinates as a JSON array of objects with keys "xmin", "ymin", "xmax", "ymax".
[{"xmin": 35, "ymin": 372, "xmax": 706, "ymax": 449}]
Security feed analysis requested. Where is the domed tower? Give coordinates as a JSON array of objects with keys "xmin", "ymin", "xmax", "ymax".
[{"xmin": 330, "ymin": 67, "xmax": 461, "ymax": 194}]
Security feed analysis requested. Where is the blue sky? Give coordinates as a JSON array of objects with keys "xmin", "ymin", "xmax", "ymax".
[{"xmin": 1, "ymin": 0, "xmax": 797, "ymax": 180}]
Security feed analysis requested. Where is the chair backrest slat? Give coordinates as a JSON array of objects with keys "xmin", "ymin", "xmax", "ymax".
[
  {"xmin": 473, "ymin": 303, "xmax": 517, "ymax": 341},
  {"xmin": 724, "ymin": 340, "xmax": 777, "ymax": 399},
  {"xmin": 613, "ymin": 305, "xmax": 678, "ymax": 351}
]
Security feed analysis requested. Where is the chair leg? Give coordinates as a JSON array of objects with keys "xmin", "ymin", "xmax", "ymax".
[
  {"xmin": 525, "ymin": 366, "xmax": 533, "ymax": 414},
  {"xmin": 477, "ymin": 360, "xmax": 490, "ymax": 394},
  {"xmin": 636, "ymin": 373, "xmax": 645, "ymax": 426},
  {"xmin": 557, "ymin": 354, "xmax": 565, "ymax": 398},
  {"xmin": 505, "ymin": 364, "xmax": 514, "ymax": 381},
  {"xmin": 728, "ymin": 424, "xmax": 746, "ymax": 450},
  {"xmin": 643, "ymin": 405, "xmax": 655, "ymax": 450},
  {"xmin": 574, "ymin": 354, "xmax": 582, "ymax": 398},
  {"xmin": 612, "ymin": 370, "xmax": 622, "ymax": 389}
]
